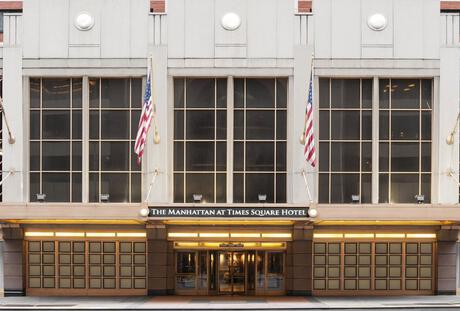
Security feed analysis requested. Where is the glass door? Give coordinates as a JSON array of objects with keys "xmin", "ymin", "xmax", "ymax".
[{"xmin": 218, "ymin": 251, "xmax": 246, "ymax": 295}]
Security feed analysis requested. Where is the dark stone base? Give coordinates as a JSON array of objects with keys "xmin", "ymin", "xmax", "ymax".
[
  {"xmin": 436, "ymin": 290, "xmax": 456, "ymax": 295},
  {"xmin": 287, "ymin": 290, "xmax": 311, "ymax": 296},
  {"xmin": 148, "ymin": 289, "xmax": 168, "ymax": 296},
  {"xmin": 5, "ymin": 290, "xmax": 25, "ymax": 297}
]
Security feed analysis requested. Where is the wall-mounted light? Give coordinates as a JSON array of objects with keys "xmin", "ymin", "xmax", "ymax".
[
  {"xmin": 74, "ymin": 12, "xmax": 95, "ymax": 31},
  {"xmin": 139, "ymin": 208, "xmax": 150, "ymax": 217},
  {"xmin": 221, "ymin": 12, "xmax": 241, "ymax": 31},
  {"xmin": 36, "ymin": 193, "xmax": 46, "ymax": 203},
  {"xmin": 414, "ymin": 194, "xmax": 425, "ymax": 204},
  {"xmin": 193, "ymin": 194, "xmax": 202, "ymax": 203},
  {"xmin": 367, "ymin": 13, "xmax": 387, "ymax": 31},
  {"xmin": 351, "ymin": 194, "xmax": 360, "ymax": 204},
  {"xmin": 258, "ymin": 194, "xmax": 267, "ymax": 203},
  {"xmin": 100, "ymin": 194, "xmax": 110, "ymax": 203}
]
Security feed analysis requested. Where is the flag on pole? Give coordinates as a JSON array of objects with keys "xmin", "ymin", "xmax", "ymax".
[
  {"xmin": 134, "ymin": 59, "xmax": 154, "ymax": 164},
  {"xmin": 303, "ymin": 73, "xmax": 316, "ymax": 167}
]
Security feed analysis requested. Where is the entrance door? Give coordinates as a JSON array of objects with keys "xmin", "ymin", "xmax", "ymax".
[{"xmin": 218, "ymin": 252, "xmax": 246, "ymax": 294}]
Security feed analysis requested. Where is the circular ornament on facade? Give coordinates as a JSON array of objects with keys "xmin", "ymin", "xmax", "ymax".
[
  {"xmin": 221, "ymin": 12, "xmax": 241, "ymax": 31},
  {"xmin": 367, "ymin": 13, "xmax": 387, "ymax": 31},
  {"xmin": 74, "ymin": 12, "xmax": 94, "ymax": 31}
]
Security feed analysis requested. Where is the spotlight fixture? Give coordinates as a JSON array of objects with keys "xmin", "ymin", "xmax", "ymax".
[
  {"xmin": 258, "ymin": 194, "xmax": 267, "ymax": 203},
  {"xmin": 100, "ymin": 194, "xmax": 110, "ymax": 203},
  {"xmin": 414, "ymin": 194, "xmax": 425, "ymax": 204},
  {"xmin": 351, "ymin": 194, "xmax": 360, "ymax": 204},
  {"xmin": 36, "ymin": 193, "xmax": 46, "ymax": 203},
  {"xmin": 193, "ymin": 194, "xmax": 203, "ymax": 203},
  {"xmin": 308, "ymin": 207, "xmax": 318, "ymax": 218}
]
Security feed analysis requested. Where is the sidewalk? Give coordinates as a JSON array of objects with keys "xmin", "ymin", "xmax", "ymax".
[{"xmin": 0, "ymin": 296, "xmax": 460, "ymax": 310}]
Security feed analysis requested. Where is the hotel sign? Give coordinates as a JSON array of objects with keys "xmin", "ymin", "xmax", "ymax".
[{"xmin": 148, "ymin": 207, "xmax": 308, "ymax": 218}]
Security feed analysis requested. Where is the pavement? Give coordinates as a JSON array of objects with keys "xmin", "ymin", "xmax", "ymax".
[{"xmin": 1, "ymin": 296, "xmax": 460, "ymax": 310}]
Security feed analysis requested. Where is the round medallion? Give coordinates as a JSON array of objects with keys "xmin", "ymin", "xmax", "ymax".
[
  {"xmin": 221, "ymin": 12, "xmax": 241, "ymax": 31},
  {"xmin": 74, "ymin": 12, "xmax": 94, "ymax": 31},
  {"xmin": 367, "ymin": 13, "xmax": 387, "ymax": 31}
]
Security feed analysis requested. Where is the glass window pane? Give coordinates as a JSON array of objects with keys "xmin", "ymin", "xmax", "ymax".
[
  {"xmin": 246, "ymin": 111, "xmax": 274, "ymax": 139},
  {"xmin": 42, "ymin": 173, "xmax": 70, "ymax": 202},
  {"xmin": 131, "ymin": 110, "xmax": 141, "ymax": 140},
  {"xmin": 72, "ymin": 110, "xmax": 82, "ymax": 139},
  {"xmin": 422, "ymin": 79, "xmax": 432, "ymax": 109},
  {"xmin": 30, "ymin": 111, "xmax": 40, "ymax": 140},
  {"xmin": 379, "ymin": 79, "xmax": 390, "ymax": 108},
  {"xmin": 216, "ymin": 111, "xmax": 226, "ymax": 139},
  {"xmin": 319, "ymin": 142, "xmax": 329, "ymax": 172},
  {"xmin": 234, "ymin": 79, "xmax": 244, "ymax": 108},
  {"xmin": 362, "ymin": 142, "xmax": 372, "ymax": 172},
  {"xmin": 421, "ymin": 143, "xmax": 431, "ymax": 172},
  {"xmin": 276, "ymin": 142, "xmax": 286, "ymax": 171},
  {"xmin": 131, "ymin": 78, "xmax": 143, "ymax": 109},
  {"xmin": 89, "ymin": 110, "xmax": 99, "ymax": 139},
  {"xmin": 331, "ymin": 173, "xmax": 359, "ymax": 203},
  {"xmin": 319, "ymin": 78, "xmax": 330, "ymax": 108},
  {"xmin": 379, "ymin": 143, "xmax": 389, "ymax": 172},
  {"xmin": 391, "ymin": 143, "xmax": 419, "ymax": 172},
  {"xmin": 276, "ymin": 79, "xmax": 287, "ymax": 108},
  {"xmin": 246, "ymin": 79, "xmax": 275, "ymax": 108},
  {"xmin": 245, "ymin": 173, "xmax": 274, "ymax": 203},
  {"xmin": 216, "ymin": 142, "xmax": 226, "ymax": 171},
  {"xmin": 421, "ymin": 111, "xmax": 431, "ymax": 140},
  {"xmin": 131, "ymin": 173, "xmax": 141, "ymax": 202},
  {"xmin": 319, "ymin": 111, "xmax": 330, "ymax": 140},
  {"xmin": 174, "ymin": 110, "xmax": 184, "ymax": 140},
  {"xmin": 331, "ymin": 79, "xmax": 360, "ymax": 108},
  {"xmin": 174, "ymin": 173, "xmax": 184, "ymax": 203},
  {"xmin": 391, "ymin": 111, "xmax": 420, "ymax": 140},
  {"xmin": 234, "ymin": 142, "xmax": 244, "ymax": 171},
  {"xmin": 186, "ymin": 79, "xmax": 214, "ymax": 108},
  {"xmin": 331, "ymin": 143, "xmax": 360, "ymax": 171},
  {"xmin": 30, "ymin": 142, "xmax": 40, "ymax": 171},
  {"xmin": 101, "ymin": 111, "xmax": 129, "ymax": 139},
  {"xmin": 72, "ymin": 79, "xmax": 82, "ymax": 108},
  {"xmin": 73, "ymin": 142, "xmax": 82, "ymax": 171},
  {"xmin": 421, "ymin": 174, "xmax": 431, "ymax": 203},
  {"xmin": 391, "ymin": 174, "xmax": 419, "ymax": 203},
  {"xmin": 233, "ymin": 173, "xmax": 244, "ymax": 203},
  {"xmin": 42, "ymin": 111, "xmax": 70, "ymax": 139},
  {"xmin": 42, "ymin": 79, "xmax": 70, "ymax": 108},
  {"xmin": 391, "ymin": 79, "xmax": 419, "ymax": 109},
  {"xmin": 246, "ymin": 143, "xmax": 274, "ymax": 171},
  {"xmin": 42, "ymin": 142, "xmax": 70, "ymax": 171},
  {"xmin": 174, "ymin": 142, "xmax": 184, "ymax": 171},
  {"xmin": 217, "ymin": 78, "xmax": 227, "ymax": 108},
  {"xmin": 276, "ymin": 110, "xmax": 287, "ymax": 140},
  {"xmin": 101, "ymin": 79, "xmax": 130, "ymax": 108},
  {"xmin": 331, "ymin": 111, "xmax": 360, "ymax": 140},
  {"xmin": 186, "ymin": 110, "xmax": 215, "ymax": 139},
  {"xmin": 30, "ymin": 173, "xmax": 40, "ymax": 201},
  {"xmin": 89, "ymin": 142, "xmax": 99, "ymax": 171},
  {"xmin": 100, "ymin": 173, "xmax": 129, "ymax": 202},
  {"xmin": 362, "ymin": 79, "xmax": 372, "ymax": 109},
  {"xmin": 70, "ymin": 172, "xmax": 82, "ymax": 203},
  {"xmin": 185, "ymin": 173, "xmax": 214, "ymax": 203},
  {"xmin": 379, "ymin": 110, "xmax": 389, "ymax": 140},
  {"xmin": 318, "ymin": 173, "xmax": 329, "ymax": 203},
  {"xmin": 234, "ymin": 110, "xmax": 244, "ymax": 140},
  {"xmin": 276, "ymin": 173, "xmax": 286, "ymax": 203},
  {"xmin": 30, "ymin": 78, "xmax": 41, "ymax": 108},
  {"xmin": 379, "ymin": 173, "xmax": 389, "ymax": 203},
  {"xmin": 186, "ymin": 142, "xmax": 214, "ymax": 171},
  {"xmin": 362, "ymin": 110, "xmax": 372, "ymax": 140},
  {"xmin": 89, "ymin": 79, "xmax": 99, "ymax": 108},
  {"xmin": 101, "ymin": 142, "xmax": 129, "ymax": 171},
  {"xmin": 216, "ymin": 173, "xmax": 226, "ymax": 203},
  {"xmin": 174, "ymin": 79, "xmax": 185, "ymax": 108},
  {"xmin": 361, "ymin": 173, "xmax": 372, "ymax": 204}
]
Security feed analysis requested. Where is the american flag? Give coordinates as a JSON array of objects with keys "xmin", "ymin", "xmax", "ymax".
[
  {"xmin": 303, "ymin": 74, "xmax": 316, "ymax": 167},
  {"xmin": 134, "ymin": 60, "xmax": 154, "ymax": 164}
]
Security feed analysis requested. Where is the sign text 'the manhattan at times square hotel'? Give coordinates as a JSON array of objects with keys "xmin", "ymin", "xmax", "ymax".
[{"xmin": 148, "ymin": 207, "xmax": 308, "ymax": 218}]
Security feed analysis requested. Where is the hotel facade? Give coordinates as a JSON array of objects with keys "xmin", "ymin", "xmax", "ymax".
[{"xmin": 0, "ymin": 0, "xmax": 459, "ymax": 297}]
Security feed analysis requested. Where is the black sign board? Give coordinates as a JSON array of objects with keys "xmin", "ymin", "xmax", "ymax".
[{"xmin": 148, "ymin": 207, "xmax": 308, "ymax": 218}]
